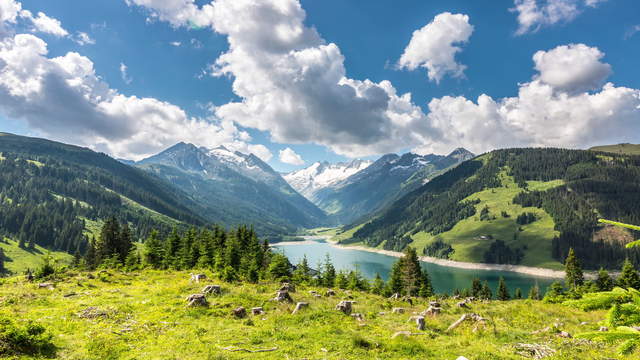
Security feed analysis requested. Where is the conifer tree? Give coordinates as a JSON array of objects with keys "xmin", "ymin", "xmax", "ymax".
[
  {"xmin": 118, "ymin": 223, "xmax": 133, "ymax": 263},
  {"xmin": 514, "ymin": 288, "xmax": 522, "ymax": 299},
  {"xmin": 267, "ymin": 252, "xmax": 291, "ymax": 281},
  {"xmin": 471, "ymin": 278, "xmax": 482, "ymax": 298},
  {"xmin": 387, "ymin": 259, "xmax": 404, "ymax": 295},
  {"xmin": 84, "ymin": 237, "xmax": 97, "ymax": 270},
  {"xmin": 371, "ymin": 273, "xmax": 385, "ymax": 295},
  {"xmin": 72, "ymin": 248, "xmax": 81, "ymax": 268},
  {"xmin": 0, "ymin": 248, "xmax": 5, "ymax": 273},
  {"xmin": 497, "ymin": 277, "xmax": 510, "ymax": 300},
  {"xmin": 528, "ymin": 283, "xmax": 541, "ymax": 300},
  {"xmin": 400, "ymin": 247, "xmax": 422, "ymax": 296},
  {"xmin": 164, "ymin": 227, "xmax": 181, "ymax": 269},
  {"xmin": 143, "ymin": 230, "xmax": 164, "ymax": 269},
  {"xmin": 596, "ymin": 268, "xmax": 614, "ymax": 291},
  {"xmin": 293, "ymin": 255, "xmax": 312, "ymax": 284},
  {"xmin": 480, "ymin": 281, "xmax": 492, "ymax": 300},
  {"xmin": 419, "ymin": 269, "xmax": 434, "ymax": 298},
  {"xmin": 97, "ymin": 216, "xmax": 121, "ymax": 264},
  {"xmin": 618, "ymin": 258, "xmax": 640, "ymax": 290},
  {"xmin": 336, "ymin": 271, "xmax": 349, "ymax": 289},
  {"xmin": 564, "ymin": 247, "xmax": 584, "ymax": 288},
  {"xmin": 321, "ymin": 254, "xmax": 336, "ymax": 288}
]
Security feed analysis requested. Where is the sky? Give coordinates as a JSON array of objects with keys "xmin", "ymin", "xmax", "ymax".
[{"xmin": 0, "ymin": 0, "xmax": 639, "ymax": 172}]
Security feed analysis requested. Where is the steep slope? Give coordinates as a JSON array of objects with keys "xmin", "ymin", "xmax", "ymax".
[
  {"xmin": 311, "ymin": 149, "xmax": 474, "ymax": 224},
  {"xmin": 136, "ymin": 143, "xmax": 327, "ymax": 236},
  {"xmin": 345, "ymin": 148, "xmax": 640, "ymax": 270},
  {"xmin": 284, "ymin": 159, "xmax": 372, "ymax": 201},
  {"xmin": 0, "ymin": 132, "xmax": 205, "ymax": 254}
]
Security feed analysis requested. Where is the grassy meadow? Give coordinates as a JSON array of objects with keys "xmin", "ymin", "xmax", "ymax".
[
  {"xmin": 0, "ymin": 270, "xmax": 630, "ymax": 359},
  {"xmin": 0, "ymin": 238, "xmax": 72, "ymax": 276}
]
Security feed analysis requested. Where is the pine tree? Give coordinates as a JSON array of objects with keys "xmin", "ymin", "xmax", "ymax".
[
  {"xmin": 97, "ymin": 216, "xmax": 121, "ymax": 265},
  {"xmin": 84, "ymin": 237, "xmax": 97, "ymax": 270},
  {"xmin": 118, "ymin": 223, "xmax": 133, "ymax": 263},
  {"xmin": 419, "ymin": 269, "xmax": 434, "ymax": 298},
  {"xmin": 371, "ymin": 273, "xmax": 385, "ymax": 295},
  {"xmin": 143, "ymin": 230, "xmax": 164, "ymax": 269},
  {"xmin": 336, "ymin": 271, "xmax": 349, "ymax": 289},
  {"xmin": 321, "ymin": 254, "xmax": 336, "ymax": 288},
  {"xmin": 72, "ymin": 248, "xmax": 82, "ymax": 268},
  {"xmin": 471, "ymin": 278, "xmax": 482, "ymax": 298},
  {"xmin": 293, "ymin": 255, "xmax": 312, "ymax": 284},
  {"xmin": 387, "ymin": 259, "xmax": 404, "ymax": 295},
  {"xmin": 125, "ymin": 246, "xmax": 140, "ymax": 271},
  {"xmin": 514, "ymin": 288, "xmax": 522, "ymax": 299},
  {"xmin": 480, "ymin": 281, "xmax": 492, "ymax": 300},
  {"xmin": 596, "ymin": 268, "xmax": 614, "ymax": 291},
  {"xmin": 618, "ymin": 258, "xmax": 640, "ymax": 290},
  {"xmin": 564, "ymin": 247, "xmax": 584, "ymax": 288},
  {"xmin": 528, "ymin": 283, "xmax": 541, "ymax": 300},
  {"xmin": 164, "ymin": 227, "xmax": 181, "ymax": 269},
  {"xmin": 0, "ymin": 248, "xmax": 5, "ymax": 273},
  {"xmin": 267, "ymin": 253, "xmax": 291, "ymax": 281},
  {"xmin": 497, "ymin": 277, "xmax": 510, "ymax": 300},
  {"xmin": 400, "ymin": 247, "xmax": 422, "ymax": 296}
]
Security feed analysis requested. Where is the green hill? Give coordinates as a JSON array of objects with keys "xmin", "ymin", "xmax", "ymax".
[
  {"xmin": 344, "ymin": 148, "xmax": 640, "ymax": 270},
  {"xmin": 590, "ymin": 143, "xmax": 640, "ymax": 156},
  {"xmin": 0, "ymin": 270, "xmax": 628, "ymax": 359},
  {"xmin": 0, "ymin": 132, "xmax": 205, "ymax": 257},
  {"xmin": 0, "ymin": 237, "xmax": 72, "ymax": 275}
]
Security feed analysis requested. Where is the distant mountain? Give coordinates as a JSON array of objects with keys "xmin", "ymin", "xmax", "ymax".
[
  {"xmin": 289, "ymin": 148, "xmax": 474, "ymax": 225},
  {"xmin": 284, "ymin": 159, "xmax": 372, "ymax": 202},
  {"xmin": 344, "ymin": 148, "xmax": 640, "ymax": 270},
  {"xmin": 590, "ymin": 143, "xmax": 640, "ymax": 156},
  {"xmin": 0, "ymin": 132, "xmax": 205, "ymax": 254},
  {"xmin": 136, "ymin": 142, "xmax": 327, "ymax": 236}
]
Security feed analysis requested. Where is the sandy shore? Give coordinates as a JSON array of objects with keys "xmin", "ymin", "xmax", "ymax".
[{"xmin": 313, "ymin": 236, "xmax": 570, "ymax": 279}]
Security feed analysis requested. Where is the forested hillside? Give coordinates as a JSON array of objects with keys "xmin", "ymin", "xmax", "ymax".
[
  {"xmin": 0, "ymin": 133, "xmax": 204, "ymax": 255},
  {"xmin": 347, "ymin": 148, "xmax": 640, "ymax": 269}
]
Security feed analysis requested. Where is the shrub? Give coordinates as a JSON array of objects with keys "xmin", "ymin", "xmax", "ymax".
[{"xmin": 0, "ymin": 315, "xmax": 55, "ymax": 357}]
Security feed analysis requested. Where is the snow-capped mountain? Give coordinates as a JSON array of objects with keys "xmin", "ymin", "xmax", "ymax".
[
  {"xmin": 284, "ymin": 159, "xmax": 372, "ymax": 202},
  {"xmin": 136, "ymin": 142, "xmax": 327, "ymax": 235}
]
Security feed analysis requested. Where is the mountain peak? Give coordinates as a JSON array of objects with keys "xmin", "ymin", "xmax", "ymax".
[{"xmin": 447, "ymin": 148, "xmax": 475, "ymax": 160}]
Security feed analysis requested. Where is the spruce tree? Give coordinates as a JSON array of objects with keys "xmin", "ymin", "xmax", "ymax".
[
  {"xmin": 0, "ymin": 248, "xmax": 5, "ymax": 273},
  {"xmin": 596, "ymin": 268, "xmax": 614, "ymax": 291},
  {"xmin": 480, "ymin": 281, "xmax": 492, "ymax": 300},
  {"xmin": 514, "ymin": 288, "xmax": 522, "ymax": 299},
  {"xmin": 419, "ymin": 269, "xmax": 434, "ymax": 298},
  {"xmin": 497, "ymin": 277, "xmax": 510, "ymax": 300},
  {"xmin": 528, "ymin": 283, "xmax": 541, "ymax": 300},
  {"xmin": 118, "ymin": 223, "xmax": 133, "ymax": 263},
  {"xmin": 336, "ymin": 271, "xmax": 349, "ymax": 289},
  {"xmin": 371, "ymin": 273, "xmax": 385, "ymax": 295},
  {"xmin": 471, "ymin": 278, "xmax": 482, "ymax": 298},
  {"xmin": 564, "ymin": 248, "xmax": 584, "ymax": 288},
  {"xmin": 293, "ymin": 255, "xmax": 312, "ymax": 284},
  {"xmin": 617, "ymin": 258, "xmax": 640, "ymax": 290},
  {"xmin": 143, "ymin": 230, "xmax": 164, "ymax": 269},
  {"xmin": 267, "ymin": 253, "xmax": 291, "ymax": 281},
  {"xmin": 84, "ymin": 237, "xmax": 97, "ymax": 270},
  {"xmin": 400, "ymin": 247, "xmax": 422, "ymax": 296},
  {"xmin": 387, "ymin": 259, "xmax": 404, "ymax": 295},
  {"xmin": 321, "ymin": 254, "xmax": 336, "ymax": 288},
  {"xmin": 164, "ymin": 228, "xmax": 181, "ymax": 269}
]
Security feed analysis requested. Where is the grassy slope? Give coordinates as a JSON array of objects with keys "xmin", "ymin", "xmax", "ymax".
[
  {"xmin": 0, "ymin": 270, "xmax": 628, "ymax": 359},
  {"xmin": 410, "ymin": 170, "xmax": 564, "ymax": 269},
  {"xmin": 590, "ymin": 143, "xmax": 640, "ymax": 155},
  {"xmin": 0, "ymin": 238, "xmax": 73, "ymax": 275}
]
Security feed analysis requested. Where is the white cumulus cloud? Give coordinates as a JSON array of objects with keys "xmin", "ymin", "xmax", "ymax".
[
  {"xmin": 511, "ymin": 0, "xmax": 607, "ymax": 35},
  {"xmin": 279, "ymin": 147, "xmax": 304, "ymax": 165},
  {"xmin": 398, "ymin": 12, "xmax": 473, "ymax": 83},
  {"xmin": 19, "ymin": 9, "xmax": 68, "ymax": 37}
]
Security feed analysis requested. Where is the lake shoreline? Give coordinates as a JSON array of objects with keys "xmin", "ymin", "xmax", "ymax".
[{"xmin": 319, "ymin": 237, "xmax": 569, "ymax": 279}]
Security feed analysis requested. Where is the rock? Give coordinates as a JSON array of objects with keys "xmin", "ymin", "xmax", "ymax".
[
  {"xmin": 531, "ymin": 326, "xmax": 551, "ymax": 334},
  {"xmin": 351, "ymin": 313, "xmax": 364, "ymax": 321},
  {"xmin": 429, "ymin": 301, "xmax": 441, "ymax": 307},
  {"xmin": 273, "ymin": 290, "xmax": 294, "ymax": 303},
  {"xmin": 598, "ymin": 326, "xmax": 608, "ymax": 332},
  {"xmin": 456, "ymin": 301, "xmax": 469, "ymax": 308},
  {"xmin": 378, "ymin": 312, "xmax": 386, "ymax": 316},
  {"xmin": 202, "ymin": 285, "xmax": 221, "ymax": 295},
  {"xmin": 392, "ymin": 307, "xmax": 405, "ymax": 314},
  {"xmin": 456, "ymin": 357, "xmax": 470, "ymax": 360},
  {"xmin": 452, "ymin": 295, "xmax": 461, "ymax": 300},
  {"xmin": 335, "ymin": 300, "xmax": 353, "ymax": 315},
  {"xmin": 190, "ymin": 273, "xmax": 207, "ymax": 283},
  {"xmin": 292, "ymin": 302, "xmax": 309, "ymax": 314},
  {"xmin": 422, "ymin": 305, "xmax": 441, "ymax": 317},
  {"xmin": 251, "ymin": 307, "xmax": 264, "ymax": 315},
  {"xmin": 391, "ymin": 331, "xmax": 412, "ymax": 339},
  {"xmin": 233, "ymin": 306, "xmax": 246, "ymax": 318},
  {"xmin": 186, "ymin": 293, "xmax": 208, "ymax": 307},
  {"xmin": 557, "ymin": 331, "xmax": 572, "ymax": 338},
  {"xmin": 77, "ymin": 306, "xmax": 109, "ymax": 319},
  {"xmin": 514, "ymin": 343, "xmax": 556, "ymax": 359},
  {"xmin": 313, "ymin": 294, "xmax": 322, "ymax": 298},
  {"xmin": 279, "ymin": 282, "xmax": 296, "ymax": 293},
  {"xmin": 38, "ymin": 282, "xmax": 54, "ymax": 290},
  {"xmin": 325, "ymin": 289, "xmax": 336, "ymax": 297},
  {"xmin": 309, "ymin": 290, "xmax": 317, "ymax": 295},
  {"xmin": 579, "ymin": 321, "xmax": 589, "ymax": 326}
]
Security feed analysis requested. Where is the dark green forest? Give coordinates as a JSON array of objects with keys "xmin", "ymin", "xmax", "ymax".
[{"xmin": 351, "ymin": 148, "xmax": 640, "ymax": 269}]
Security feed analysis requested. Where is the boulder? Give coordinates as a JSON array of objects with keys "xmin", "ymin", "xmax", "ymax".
[
  {"xmin": 233, "ymin": 306, "xmax": 246, "ymax": 318},
  {"xmin": 335, "ymin": 300, "xmax": 353, "ymax": 315},
  {"xmin": 557, "ymin": 331, "xmax": 572, "ymax": 338},
  {"xmin": 279, "ymin": 282, "xmax": 296, "ymax": 293},
  {"xmin": 392, "ymin": 307, "xmax": 405, "ymax": 314},
  {"xmin": 186, "ymin": 293, "xmax": 208, "ymax": 307},
  {"xmin": 251, "ymin": 307, "xmax": 264, "ymax": 315},
  {"xmin": 325, "ymin": 289, "xmax": 336, "ymax": 297},
  {"xmin": 38, "ymin": 282, "xmax": 54, "ymax": 290},
  {"xmin": 273, "ymin": 290, "xmax": 294, "ymax": 303},
  {"xmin": 351, "ymin": 313, "xmax": 364, "ymax": 321},
  {"xmin": 456, "ymin": 301, "xmax": 469, "ymax": 309},
  {"xmin": 422, "ymin": 305, "xmax": 441, "ymax": 317},
  {"xmin": 202, "ymin": 285, "xmax": 221, "ymax": 295},
  {"xmin": 292, "ymin": 302, "xmax": 309, "ymax": 314},
  {"xmin": 598, "ymin": 326, "xmax": 608, "ymax": 332},
  {"xmin": 190, "ymin": 273, "xmax": 207, "ymax": 283}
]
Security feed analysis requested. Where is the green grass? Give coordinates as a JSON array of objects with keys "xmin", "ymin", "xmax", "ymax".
[
  {"xmin": 590, "ymin": 143, "xmax": 640, "ymax": 156},
  {"xmin": 331, "ymin": 223, "xmax": 367, "ymax": 244},
  {"xmin": 408, "ymin": 170, "xmax": 564, "ymax": 270},
  {"xmin": 0, "ymin": 270, "xmax": 629, "ymax": 359},
  {"xmin": 0, "ymin": 238, "xmax": 73, "ymax": 275}
]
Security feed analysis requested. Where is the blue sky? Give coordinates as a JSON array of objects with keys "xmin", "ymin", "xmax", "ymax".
[{"xmin": 1, "ymin": 0, "xmax": 639, "ymax": 172}]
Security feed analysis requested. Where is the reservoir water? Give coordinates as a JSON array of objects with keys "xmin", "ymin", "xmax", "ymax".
[{"xmin": 273, "ymin": 237, "xmax": 555, "ymax": 296}]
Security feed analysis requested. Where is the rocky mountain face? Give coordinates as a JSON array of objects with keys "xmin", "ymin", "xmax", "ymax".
[{"xmin": 136, "ymin": 142, "xmax": 327, "ymax": 237}]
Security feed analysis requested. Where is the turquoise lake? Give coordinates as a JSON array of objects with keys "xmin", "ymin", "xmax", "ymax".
[{"xmin": 272, "ymin": 237, "xmax": 556, "ymax": 296}]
